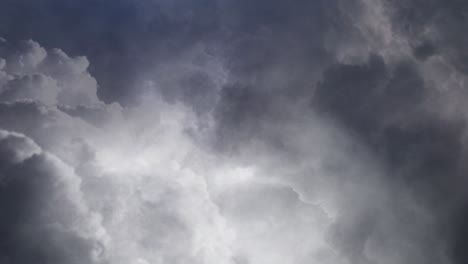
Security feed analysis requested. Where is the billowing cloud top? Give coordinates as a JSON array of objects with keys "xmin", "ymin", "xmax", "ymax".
[{"xmin": 0, "ymin": 0, "xmax": 468, "ymax": 264}]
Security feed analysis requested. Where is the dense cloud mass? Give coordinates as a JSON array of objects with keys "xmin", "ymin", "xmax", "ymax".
[{"xmin": 1, "ymin": 0, "xmax": 468, "ymax": 263}]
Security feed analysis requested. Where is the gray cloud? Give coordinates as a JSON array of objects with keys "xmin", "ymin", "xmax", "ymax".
[
  {"xmin": 0, "ymin": 130, "xmax": 106, "ymax": 264},
  {"xmin": 1, "ymin": 0, "xmax": 468, "ymax": 263}
]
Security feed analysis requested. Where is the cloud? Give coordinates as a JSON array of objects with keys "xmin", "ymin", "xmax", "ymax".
[
  {"xmin": 0, "ymin": 39, "xmax": 237, "ymax": 264},
  {"xmin": 0, "ymin": 39, "xmax": 100, "ymax": 107},
  {"xmin": 0, "ymin": 38, "xmax": 391, "ymax": 264},
  {"xmin": 1, "ymin": 0, "xmax": 468, "ymax": 263},
  {"xmin": 0, "ymin": 130, "xmax": 106, "ymax": 264}
]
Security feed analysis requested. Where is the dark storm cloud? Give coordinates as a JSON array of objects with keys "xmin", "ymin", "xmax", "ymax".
[
  {"xmin": 212, "ymin": 0, "xmax": 349, "ymax": 152},
  {"xmin": 2, "ymin": 0, "xmax": 468, "ymax": 263},
  {"xmin": 309, "ymin": 2, "xmax": 468, "ymax": 262},
  {"xmin": 382, "ymin": 2, "xmax": 468, "ymax": 262},
  {"xmin": 213, "ymin": 56, "xmax": 452, "ymax": 264},
  {"xmin": 213, "ymin": 0, "xmax": 468, "ymax": 263},
  {"xmin": 312, "ymin": 53, "xmax": 468, "ymax": 261},
  {"xmin": 386, "ymin": 0, "xmax": 468, "ymax": 68}
]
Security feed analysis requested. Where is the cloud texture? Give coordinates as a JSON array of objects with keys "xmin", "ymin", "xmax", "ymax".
[{"xmin": 0, "ymin": 0, "xmax": 468, "ymax": 263}]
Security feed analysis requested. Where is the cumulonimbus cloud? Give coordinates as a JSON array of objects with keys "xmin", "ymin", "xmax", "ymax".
[
  {"xmin": 0, "ymin": 35, "xmax": 452, "ymax": 264},
  {"xmin": 1, "ymin": 0, "xmax": 468, "ymax": 263}
]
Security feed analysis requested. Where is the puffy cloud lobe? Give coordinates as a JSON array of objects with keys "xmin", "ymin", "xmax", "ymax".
[
  {"xmin": 0, "ymin": 39, "xmax": 100, "ymax": 107},
  {"xmin": 0, "ymin": 74, "xmax": 60, "ymax": 105},
  {"xmin": 0, "ymin": 130, "xmax": 106, "ymax": 264}
]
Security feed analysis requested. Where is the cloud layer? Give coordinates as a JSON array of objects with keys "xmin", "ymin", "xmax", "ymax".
[{"xmin": 1, "ymin": 0, "xmax": 468, "ymax": 263}]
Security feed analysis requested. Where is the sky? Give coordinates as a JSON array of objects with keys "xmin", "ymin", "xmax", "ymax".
[{"xmin": 0, "ymin": 0, "xmax": 468, "ymax": 263}]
